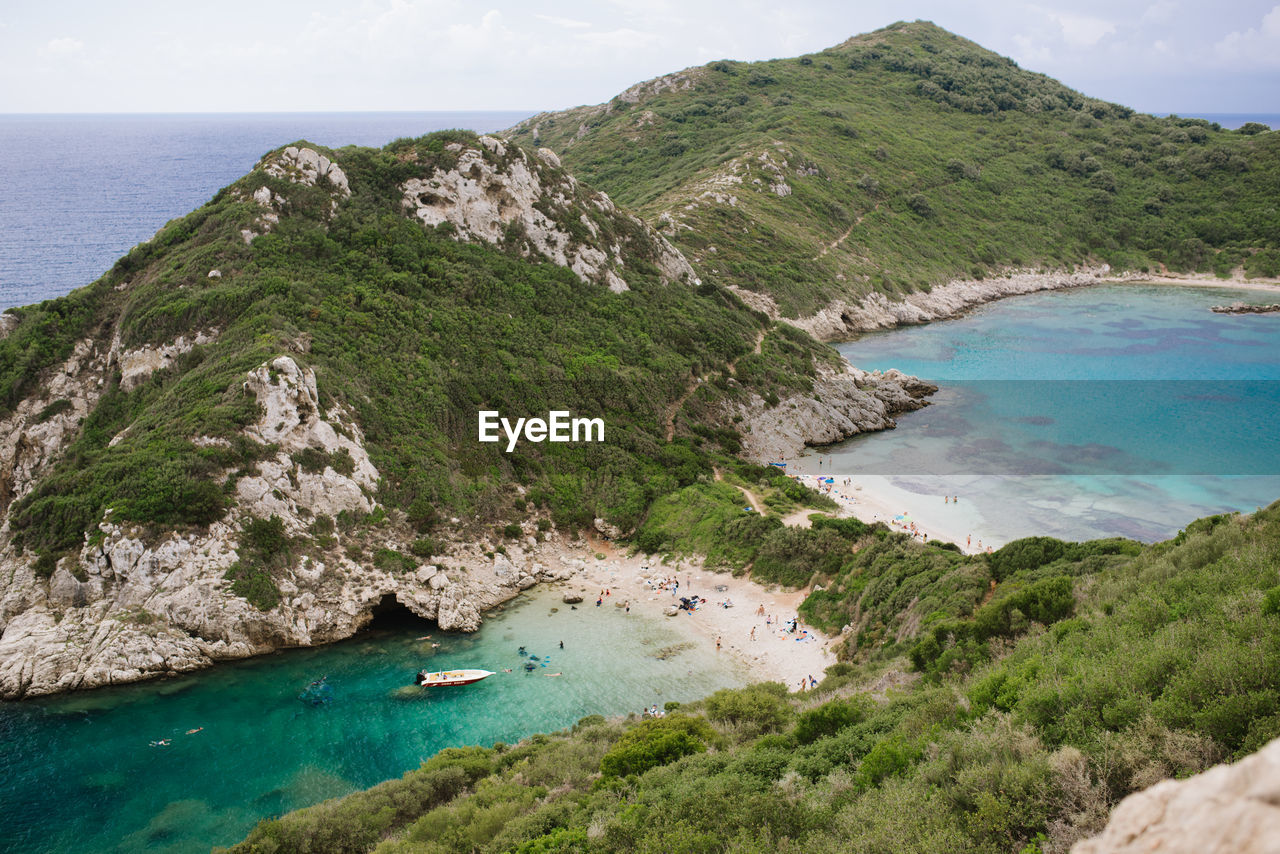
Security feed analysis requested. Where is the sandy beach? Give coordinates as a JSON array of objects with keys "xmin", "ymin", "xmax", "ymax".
[
  {"xmin": 788, "ymin": 472, "xmax": 994, "ymax": 554},
  {"xmin": 545, "ymin": 537, "xmax": 836, "ymax": 693},
  {"xmin": 1138, "ymin": 273, "xmax": 1280, "ymax": 294}
]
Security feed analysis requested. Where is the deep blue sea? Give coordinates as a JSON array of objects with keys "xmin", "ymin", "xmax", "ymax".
[{"xmin": 0, "ymin": 112, "xmax": 531, "ymax": 311}]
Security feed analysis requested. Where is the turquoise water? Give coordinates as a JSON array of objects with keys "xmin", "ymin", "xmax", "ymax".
[
  {"xmin": 797, "ymin": 284, "xmax": 1280, "ymax": 543},
  {"xmin": 0, "ymin": 588, "xmax": 742, "ymax": 854}
]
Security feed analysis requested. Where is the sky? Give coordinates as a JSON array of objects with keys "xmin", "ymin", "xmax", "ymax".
[{"xmin": 3, "ymin": 0, "xmax": 1279, "ymax": 114}]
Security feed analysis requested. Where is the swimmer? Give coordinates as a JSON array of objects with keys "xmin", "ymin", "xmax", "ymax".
[
  {"xmin": 150, "ymin": 739, "xmax": 171, "ymax": 747},
  {"xmin": 185, "ymin": 727, "xmax": 203, "ymax": 735},
  {"xmin": 546, "ymin": 672, "xmax": 562, "ymax": 677}
]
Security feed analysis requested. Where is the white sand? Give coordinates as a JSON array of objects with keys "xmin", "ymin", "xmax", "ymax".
[
  {"xmin": 790, "ymin": 473, "xmax": 996, "ymax": 554},
  {"xmin": 1138, "ymin": 274, "xmax": 1280, "ymax": 295},
  {"xmin": 547, "ymin": 538, "xmax": 836, "ymax": 693}
]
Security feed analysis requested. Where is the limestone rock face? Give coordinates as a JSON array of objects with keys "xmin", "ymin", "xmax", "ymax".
[
  {"xmin": 736, "ymin": 363, "xmax": 936, "ymax": 462},
  {"xmin": 114, "ymin": 330, "xmax": 217, "ymax": 392},
  {"xmin": 0, "ymin": 338, "xmax": 111, "ymax": 516},
  {"xmin": 234, "ymin": 356, "xmax": 379, "ymax": 524},
  {"xmin": 264, "ymin": 146, "xmax": 351, "ymax": 198},
  {"xmin": 1072, "ymin": 737, "xmax": 1280, "ymax": 854},
  {"xmin": 0, "ymin": 348, "xmax": 533, "ymax": 700},
  {"xmin": 242, "ymin": 146, "xmax": 350, "ymax": 243},
  {"xmin": 400, "ymin": 136, "xmax": 695, "ymax": 292},
  {"xmin": 787, "ymin": 266, "xmax": 1116, "ymax": 341}
]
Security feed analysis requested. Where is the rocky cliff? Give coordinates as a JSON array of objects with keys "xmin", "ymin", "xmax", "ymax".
[
  {"xmin": 1073, "ymin": 736, "xmax": 1280, "ymax": 854},
  {"xmin": 0, "ymin": 350, "xmax": 583, "ymax": 699},
  {"xmin": 736, "ymin": 363, "xmax": 935, "ymax": 461}
]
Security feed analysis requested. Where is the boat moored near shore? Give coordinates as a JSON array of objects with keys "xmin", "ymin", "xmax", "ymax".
[{"xmin": 414, "ymin": 669, "xmax": 494, "ymax": 687}]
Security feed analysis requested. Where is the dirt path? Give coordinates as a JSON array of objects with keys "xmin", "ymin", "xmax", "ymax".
[
  {"xmin": 665, "ymin": 329, "xmax": 766, "ymax": 441},
  {"xmin": 812, "ymin": 203, "xmax": 878, "ymax": 261}
]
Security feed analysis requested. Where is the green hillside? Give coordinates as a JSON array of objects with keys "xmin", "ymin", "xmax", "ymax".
[
  {"xmin": 229, "ymin": 504, "xmax": 1280, "ymax": 854},
  {"xmin": 506, "ymin": 21, "xmax": 1280, "ymax": 317},
  {"xmin": 1, "ymin": 131, "xmax": 829, "ymax": 575}
]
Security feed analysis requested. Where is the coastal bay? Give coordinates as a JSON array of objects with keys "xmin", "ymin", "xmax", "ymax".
[{"xmin": 787, "ymin": 282, "xmax": 1280, "ymax": 548}]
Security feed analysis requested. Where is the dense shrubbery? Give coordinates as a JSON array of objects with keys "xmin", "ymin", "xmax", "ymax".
[
  {"xmin": 227, "ymin": 503, "xmax": 1280, "ymax": 854},
  {"xmin": 511, "ymin": 21, "xmax": 1280, "ymax": 316},
  {"xmin": 3, "ymin": 130, "xmax": 836, "ymax": 562}
]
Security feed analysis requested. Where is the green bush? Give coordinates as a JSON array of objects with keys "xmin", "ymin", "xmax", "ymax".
[
  {"xmin": 704, "ymin": 682, "xmax": 792, "ymax": 734},
  {"xmin": 794, "ymin": 696, "xmax": 871, "ymax": 744},
  {"xmin": 599, "ymin": 716, "xmax": 713, "ymax": 779}
]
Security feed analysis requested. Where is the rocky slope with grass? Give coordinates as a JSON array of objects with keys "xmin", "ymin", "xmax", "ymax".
[
  {"xmin": 506, "ymin": 20, "xmax": 1280, "ymax": 335},
  {"xmin": 0, "ymin": 133, "xmax": 916, "ymax": 699}
]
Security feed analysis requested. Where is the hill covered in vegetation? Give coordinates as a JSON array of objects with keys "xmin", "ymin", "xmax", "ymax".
[
  {"xmin": 507, "ymin": 20, "xmax": 1280, "ymax": 318},
  {"xmin": 3, "ymin": 129, "xmax": 903, "ymax": 698},
  {"xmin": 229, "ymin": 504, "xmax": 1280, "ymax": 854}
]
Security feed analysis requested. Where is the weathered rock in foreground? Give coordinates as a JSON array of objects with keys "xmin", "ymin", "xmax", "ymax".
[{"xmin": 1072, "ymin": 737, "xmax": 1280, "ymax": 854}]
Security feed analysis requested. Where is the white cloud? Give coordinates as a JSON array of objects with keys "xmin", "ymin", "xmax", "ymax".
[
  {"xmin": 1141, "ymin": 1, "xmax": 1178, "ymax": 24},
  {"xmin": 1213, "ymin": 4, "xmax": 1280, "ymax": 68},
  {"xmin": 1047, "ymin": 11, "xmax": 1117, "ymax": 49},
  {"xmin": 575, "ymin": 27, "xmax": 660, "ymax": 51},
  {"xmin": 1011, "ymin": 33, "xmax": 1053, "ymax": 66},
  {"xmin": 44, "ymin": 36, "xmax": 83, "ymax": 54},
  {"xmin": 535, "ymin": 14, "xmax": 592, "ymax": 30}
]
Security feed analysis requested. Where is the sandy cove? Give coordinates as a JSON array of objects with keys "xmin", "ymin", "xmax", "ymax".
[
  {"xmin": 787, "ymin": 473, "xmax": 991, "ymax": 554},
  {"xmin": 543, "ymin": 536, "xmax": 836, "ymax": 693}
]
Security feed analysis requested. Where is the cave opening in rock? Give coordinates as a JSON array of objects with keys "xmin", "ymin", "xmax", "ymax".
[{"xmin": 362, "ymin": 593, "xmax": 435, "ymax": 632}]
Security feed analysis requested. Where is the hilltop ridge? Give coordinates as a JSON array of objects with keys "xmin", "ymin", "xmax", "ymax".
[{"xmin": 506, "ymin": 20, "xmax": 1280, "ymax": 325}]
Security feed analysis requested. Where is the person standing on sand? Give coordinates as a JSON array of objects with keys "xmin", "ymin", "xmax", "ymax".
[
  {"xmin": 749, "ymin": 627, "xmax": 756, "ymax": 641},
  {"xmin": 716, "ymin": 636, "xmax": 721, "ymax": 652}
]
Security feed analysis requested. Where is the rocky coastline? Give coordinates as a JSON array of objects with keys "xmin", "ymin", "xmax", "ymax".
[
  {"xmin": 1211, "ymin": 301, "xmax": 1280, "ymax": 314},
  {"xmin": 728, "ymin": 265, "xmax": 1120, "ymax": 341},
  {"xmin": 734, "ymin": 362, "xmax": 936, "ymax": 462}
]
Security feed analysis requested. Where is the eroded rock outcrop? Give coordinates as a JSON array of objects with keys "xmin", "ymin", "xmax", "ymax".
[
  {"xmin": 242, "ymin": 145, "xmax": 351, "ymax": 243},
  {"xmin": 1072, "ymin": 736, "xmax": 1280, "ymax": 854},
  {"xmin": 779, "ymin": 266, "xmax": 1118, "ymax": 341},
  {"xmin": 400, "ymin": 136, "xmax": 695, "ymax": 292},
  {"xmin": 735, "ymin": 363, "xmax": 936, "ymax": 462},
  {"xmin": 0, "ymin": 338, "xmax": 110, "ymax": 516},
  {"xmin": 0, "ymin": 353, "xmax": 567, "ymax": 699}
]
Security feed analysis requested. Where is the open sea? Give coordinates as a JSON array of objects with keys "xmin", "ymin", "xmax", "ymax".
[
  {"xmin": 2, "ymin": 111, "xmax": 1280, "ymax": 851},
  {"xmin": 0, "ymin": 112, "xmax": 532, "ymax": 310}
]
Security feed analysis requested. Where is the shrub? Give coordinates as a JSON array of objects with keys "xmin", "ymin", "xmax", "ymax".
[
  {"xmin": 34, "ymin": 399, "xmax": 74, "ymax": 424},
  {"xmin": 375, "ymin": 548, "xmax": 416, "ymax": 573},
  {"xmin": 794, "ymin": 697, "xmax": 871, "ymax": 744},
  {"xmin": 705, "ymin": 683, "xmax": 792, "ymax": 734},
  {"xmin": 599, "ymin": 716, "xmax": 713, "ymax": 779}
]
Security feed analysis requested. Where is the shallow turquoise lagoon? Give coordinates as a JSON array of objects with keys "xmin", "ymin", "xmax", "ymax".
[
  {"xmin": 0, "ymin": 588, "xmax": 743, "ymax": 854},
  {"xmin": 802, "ymin": 284, "xmax": 1280, "ymax": 543}
]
